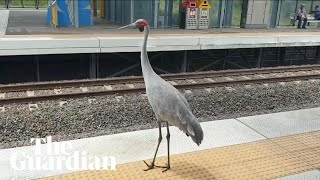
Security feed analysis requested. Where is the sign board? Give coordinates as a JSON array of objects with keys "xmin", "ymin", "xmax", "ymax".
[
  {"xmin": 189, "ymin": 8, "xmax": 196, "ymax": 18},
  {"xmin": 201, "ymin": 8, "xmax": 208, "ymax": 18},
  {"xmin": 181, "ymin": 0, "xmax": 198, "ymax": 8},
  {"xmin": 198, "ymin": 0, "xmax": 211, "ymax": 9}
]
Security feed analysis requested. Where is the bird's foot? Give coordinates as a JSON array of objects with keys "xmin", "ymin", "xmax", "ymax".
[
  {"xmin": 155, "ymin": 163, "xmax": 171, "ymax": 172},
  {"xmin": 143, "ymin": 160, "xmax": 156, "ymax": 171}
]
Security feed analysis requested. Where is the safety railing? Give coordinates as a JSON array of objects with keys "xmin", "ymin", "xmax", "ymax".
[{"xmin": 5, "ymin": 0, "xmax": 44, "ymax": 9}]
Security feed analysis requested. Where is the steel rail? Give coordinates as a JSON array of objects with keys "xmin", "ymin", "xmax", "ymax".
[
  {"xmin": 1, "ymin": 65, "xmax": 320, "ymax": 93},
  {"xmin": 1, "ymin": 73, "xmax": 320, "ymax": 105}
]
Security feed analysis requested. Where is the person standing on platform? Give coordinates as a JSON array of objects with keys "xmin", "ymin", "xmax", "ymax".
[{"xmin": 297, "ymin": 4, "xmax": 308, "ymax": 29}]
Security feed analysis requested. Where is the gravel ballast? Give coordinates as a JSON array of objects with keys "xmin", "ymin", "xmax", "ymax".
[{"xmin": 1, "ymin": 80, "xmax": 320, "ymax": 149}]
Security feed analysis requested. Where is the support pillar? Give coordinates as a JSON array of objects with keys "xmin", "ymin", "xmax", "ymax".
[
  {"xmin": 168, "ymin": 0, "xmax": 173, "ymax": 27},
  {"xmin": 316, "ymin": 47, "xmax": 320, "ymax": 64},
  {"xmin": 130, "ymin": 0, "xmax": 134, "ymax": 23},
  {"xmin": 219, "ymin": 0, "xmax": 226, "ymax": 28},
  {"xmin": 223, "ymin": 49, "xmax": 228, "ymax": 69},
  {"xmin": 181, "ymin": 51, "xmax": 188, "ymax": 72},
  {"xmin": 35, "ymin": 0, "xmax": 39, "ymax": 9},
  {"xmin": 74, "ymin": 0, "xmax": 79, "ymax": 28},
  {"xmin": 5, "ymin": 0, "xmax": 9, "ymax": 9},
  {"xmin": 92, "ymin": 0, "xmax": 97, "ymax": 17},
  {"xmin": 35, "ymin": 56, "xmax": 40, "ymax": 82},
  {"xmin": 154, "ymin": 0, "xmax": 159, "ymax": 28},
  {"xmin": 270, "ymin": 0, "xmax": 280, "ymax": 28},
  {"xmin": 279, "ymin": 47, "xmax": 286, "ymax": 66},
  {"xmin": 100, "ymin": 0, "xmax": 105, "ymax": 18},
  {"xmin": 224, "ymin": 0, "xmax": 233, "ymax": 27},
  {"xmin": 256, "ymin": 48, "xmax": 263, "ymax": 68},
  {"xmin": 240, "ymin": 0, "xmax": 249, "ymax": 28},
  {"xmin": 90, "ymin": 54, "xmax": 98, "ymax": 78}
]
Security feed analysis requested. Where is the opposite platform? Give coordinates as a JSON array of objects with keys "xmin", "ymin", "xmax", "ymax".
[{"xmin": 1, "ymin": 32, "xmax": 320, "ymax": 56}]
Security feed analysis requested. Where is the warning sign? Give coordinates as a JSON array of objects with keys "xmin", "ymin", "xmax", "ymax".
[{"xmin": 198, "ymin": 0, "xmax": 211, "ymax": 9}]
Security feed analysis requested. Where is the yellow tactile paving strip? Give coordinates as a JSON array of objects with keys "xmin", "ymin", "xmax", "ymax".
[{"xmin": 42, "ymin": 131, "xmax": 320, "ymax": 180}]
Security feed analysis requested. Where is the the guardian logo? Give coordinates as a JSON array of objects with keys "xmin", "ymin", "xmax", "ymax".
[{"xmin": 10, "ymin": 136, "xmax": 116, "ymax": 171}]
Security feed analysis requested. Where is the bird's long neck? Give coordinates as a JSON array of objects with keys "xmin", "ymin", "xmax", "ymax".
[{"xmin": 141, "ymin": 25, "xmax": 156, "ymax": 78}]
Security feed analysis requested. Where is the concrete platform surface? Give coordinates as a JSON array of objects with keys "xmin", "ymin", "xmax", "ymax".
[
  {"xmin": 0, "ymin": 107, "xmax": 320, "ymax": 179},
  {"xmin": 238, "ymin": 107, "xmax": 320, "ymax": 138},
  {"xmin": 276, "ymin": 170, "xmax": 320, "ymax": 180},
  {"xmin": 2, "ymin": 32, "xmax": 320, "ymax": 56}
]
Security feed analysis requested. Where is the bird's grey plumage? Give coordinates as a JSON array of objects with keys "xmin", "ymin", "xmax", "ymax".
[
  {"xmin": 141, "ymin": 23, "xmax": 203, "ymax": 145},
  {"xmin": 118, "ymin": 19, "xmax": 204, "ymax": 171}
]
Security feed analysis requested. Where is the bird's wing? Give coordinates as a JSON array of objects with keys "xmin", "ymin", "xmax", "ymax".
[
  {"xmin": 156, "ymin": 91, "xmax": 196, "ymax": 136},
  {"xmin": 175, "ymin": 89, "xmax": 192, "ymax": 112}
]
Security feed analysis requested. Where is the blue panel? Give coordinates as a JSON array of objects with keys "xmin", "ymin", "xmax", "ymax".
[
  {"xmin": 47, "ymin": 5, "xmax": 52, "ymax": 24},
  {"xmin": 78, "ymin": 0, "xmax": 94, "ymax": 26},
  {"xmin": 46, "ymin": 0, "xmax": 71, "ymax": 26},
  {"xmin": 47, "ymin": 0, "xmax": 93, "ymax": 27},
  {"xmin": 56, "ymin": 0, "xmax": 72, "ymax": 26}
]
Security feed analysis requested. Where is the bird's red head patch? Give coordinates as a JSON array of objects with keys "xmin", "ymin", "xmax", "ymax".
[
  {"xmin": 136, "ymin": 19, "xmax": 148, "ymax": 32},
  {"xmin": 141, "ymin": 20, "xmax": 148, "ymax": 26}
]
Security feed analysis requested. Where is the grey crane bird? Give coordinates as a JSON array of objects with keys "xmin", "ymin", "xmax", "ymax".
[{"xmin": 119, "ymin": 19, "xmax": 203, "ymax": 172}]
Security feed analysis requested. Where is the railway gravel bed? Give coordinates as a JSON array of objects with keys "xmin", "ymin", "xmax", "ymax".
[{"xmin": 1, "ymin": 80, "xmax": 320, "ymax": 149}]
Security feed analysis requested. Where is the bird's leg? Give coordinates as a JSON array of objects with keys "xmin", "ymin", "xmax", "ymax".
[
  {"xmin": 155, "ymin": 121, "xmax": 171, "ymax": 172},
  {"xmin": 143, "ymin": 121, "xmax": 162, "ymax": 171}
]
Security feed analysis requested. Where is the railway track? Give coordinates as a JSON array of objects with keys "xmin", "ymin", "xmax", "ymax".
[{"xmin": 1, "ymin": 65, "xmax": 320, "ymax": 105}]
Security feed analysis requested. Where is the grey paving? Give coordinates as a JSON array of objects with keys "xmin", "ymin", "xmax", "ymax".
[
  {"xmin": 7, "ymin": 9, "xmax": 47, "ymax": 27},
  {"xmin": 238, "ymin": 107, "xmax": 320, "ymax": 138},
  {"xmin": 276, "ymin": 170, "xmax": 320, "ymax": 180}
]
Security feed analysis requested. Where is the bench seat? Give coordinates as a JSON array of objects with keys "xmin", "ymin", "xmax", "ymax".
[{"xmin": 289, "ymin": 13, "xmax": 320, "ymax": 27}]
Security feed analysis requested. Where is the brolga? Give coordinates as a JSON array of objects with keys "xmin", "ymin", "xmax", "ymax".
[{"xmin": 119, "ymin": 19, "xmax": 203, "ymax": 172}]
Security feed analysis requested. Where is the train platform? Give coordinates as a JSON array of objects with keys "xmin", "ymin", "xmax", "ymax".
[
  {"xmin": 1, "ymin": 9, "xmax": 320, "ymax": 36},
  {"xmin": 1, "ymin": 9, "xmax": 320, "ymax": 56},
  {"xmin": 1, "ymin": 107, "xmax": 320, "ymax": 179},
  {"xmin": 2, "ymin": 31, "xmax": 320, "ymax": 56}
]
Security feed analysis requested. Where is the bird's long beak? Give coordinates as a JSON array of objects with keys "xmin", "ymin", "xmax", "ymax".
[{"xmin": 118, "ymin": 23, "xmax": 135, "ymax": 30}]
